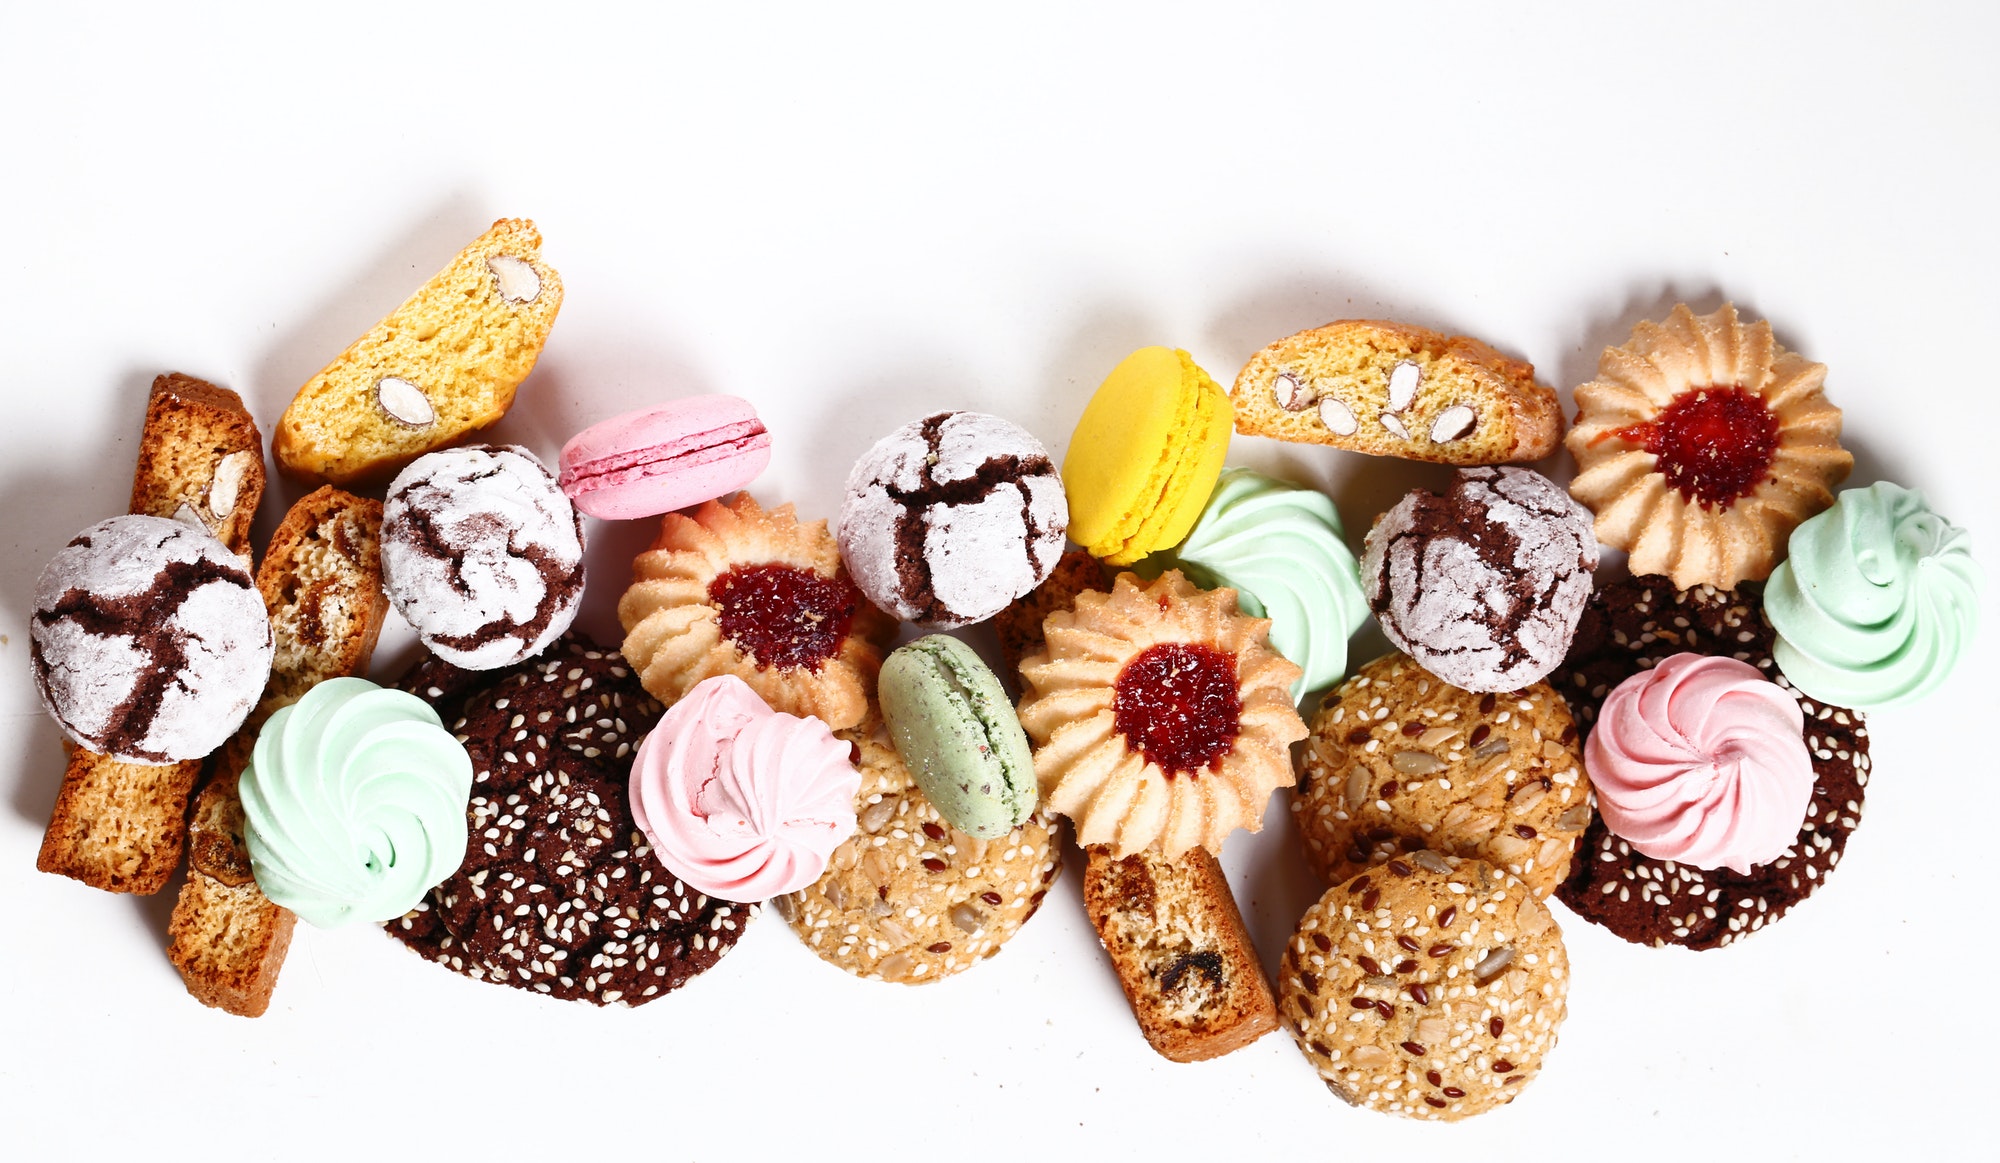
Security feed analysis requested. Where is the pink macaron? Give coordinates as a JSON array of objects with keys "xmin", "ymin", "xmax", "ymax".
[{"xmin": 558, "ymin": 396, "xmax": 772, "ymax": 520}]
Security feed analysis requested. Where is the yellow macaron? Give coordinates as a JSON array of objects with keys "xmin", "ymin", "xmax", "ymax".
[{"xmin": 1062, "ymin": 347, "xmax": 1233, "ymax": 566}]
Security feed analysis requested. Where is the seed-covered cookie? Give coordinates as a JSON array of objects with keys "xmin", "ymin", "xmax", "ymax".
[
  {"xmin": 775, "ymin": 713, "xmax": 1060, "ymax": 984},
  {"xmin": 388, "ymin": 636, "xmax": 752, "ymax": 1004},
  {"xmin": 1553, "ymin": 576, "xmax": 1869, "ymax": 950},
  {"xmin": 1280, "ymin": 855, "xmax": 1569, "ymax": 1121},
  {"xmin": 1293, "ymin": 653, "xmax": 1592, "ymax": 899}
]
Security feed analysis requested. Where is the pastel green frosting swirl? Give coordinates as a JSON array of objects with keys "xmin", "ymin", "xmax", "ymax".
[
  {"xmin": 242, "ymin": 677, "xmax": 473, "ymax": 928},
  {"xmin": 1766, "ymin": 482, "xmax": 1981, "ymax": 710},
  {"xmin": 1147, "ymin": 468, "xmax": 1368, "ymax": 698}
]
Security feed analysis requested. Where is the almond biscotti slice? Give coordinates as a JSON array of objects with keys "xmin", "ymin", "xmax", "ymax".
[
  {"xmin": 274, "ymin": 218, "xmax": 562, "ymax": 485},
  {"xmin": 168, "ymin": 487, "xmax": 387, "ymax": 1016},
  {"xmin": 36, "ymin": 374, "xmax": 264, "ymax": 894},
  {"xmin": 1082, "ymin": 844, "xmax": 1278, "ymax": 1062},
  {"xmin": 1231, "ymin": 319, "xmax": 1561, "ymax": 465}
]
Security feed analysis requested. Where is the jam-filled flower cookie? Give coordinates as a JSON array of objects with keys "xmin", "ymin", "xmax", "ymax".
[
  {"xmin": 1016, "ymin": 570, "xmax": 1306, "ymax": 858},
  {"xmin": 618, "ymin": 493, "xmax": 896, "ymax": 731},
  {"xmin": 1567, "ymin": 303, "xmax": 1852, "ymax": 589}
]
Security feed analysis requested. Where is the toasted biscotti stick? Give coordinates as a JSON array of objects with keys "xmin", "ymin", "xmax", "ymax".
[
  {"xmin": 167, "ymin": 487, "xmax": 387, "ymax": 1016},
  {"xmin": 274, "ymin": 218, "xmax": 562, "ymax": 485},
  {"xmin": 1082, "ymin": 844, "xmax": 1278, "ymax": 1062},
  {"xmin": 1231, "ymin": 319, "xmax": 1560, "ymax": 465},
  {"xmin": 36, "ymin": 374, "xmax": 264, "ymax": 894}
]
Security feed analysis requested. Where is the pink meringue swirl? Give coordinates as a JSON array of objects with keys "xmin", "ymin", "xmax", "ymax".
[
  {"xmin": 631, "ymin": 675, "xmax": 859, "ymax": 902},
  {"xmin": 1586, "ymin": 653, "xmax": 1813, "ymax": 875}
]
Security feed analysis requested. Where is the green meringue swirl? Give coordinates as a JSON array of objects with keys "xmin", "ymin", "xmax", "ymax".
[
  {"xmin": 1766, "ymin": 482, "xmax": 1981, "ymax": 710},
  {"xmin": 242, "ymin": 677, "xmax": 473, "ymax": 928},
  {"xmin": 1148, "ymin": 468, "xmax": 1369, "ymax": 698}
]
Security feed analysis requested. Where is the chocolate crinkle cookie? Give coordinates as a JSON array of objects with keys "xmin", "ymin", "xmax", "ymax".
[
  {"xmin": 388, "ymin": 634, "xmax": 753, "ymax": 1004},
  {"xmin": 381, "ymin": 444, "xmax": 585, "ymax": 670},
  {"xmin": 839, "ymin": 410, "xmax": 1068, "ymax": 627},
  {"xmin": 1552, "ymin": 576, "xmax": 1869, "ymax": 950},
  {"xmin": 1362, "ymin": 466, "xmax": 1596, "ymax": 693}
]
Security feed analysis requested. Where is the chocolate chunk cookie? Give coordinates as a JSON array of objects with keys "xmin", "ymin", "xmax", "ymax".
[
  {"xmin": 1553, "ymin": 577, "xmax": 1870, "ymax": 950},
  {"xmin": 1280, "ymin": 855, "xmax": 1569, "ymax": 1120},
  {"xmin": 1294, "ymin": 652, "xmax": 1592, "ymax": 899},
  {"xmin": 388, "ymin": 635, "xmax": 752, "ymax": 1004}
]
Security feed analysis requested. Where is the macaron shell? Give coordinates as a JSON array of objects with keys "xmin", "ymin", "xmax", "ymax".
[
  {"xmin": 569, "ymin": 429, "xmax": 771, "ymax": 520},
  {"xmin": 1062, "ymin": 347, "xmax": 1232, "ymax": 565},
  {"xmin": 878, "ymin": 636, "xmax": 1036, "ymax": 839},
  {"xmin": 1120, "ymin": 357, "xmax": 1230, "ymax": 563},
  {"xmin": 560, "ymin": 395, "xmax": 771, "ymax": 520}
]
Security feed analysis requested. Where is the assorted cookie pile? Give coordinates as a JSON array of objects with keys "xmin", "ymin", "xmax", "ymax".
[{"xmin": 26, "ymin": 222, "xmax": 1984, "ymax": 1120}]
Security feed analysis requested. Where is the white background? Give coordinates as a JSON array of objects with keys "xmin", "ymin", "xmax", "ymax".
[{"xmin": 3, "ymin": 4, "xmax": 1994, "ymax": 1158}]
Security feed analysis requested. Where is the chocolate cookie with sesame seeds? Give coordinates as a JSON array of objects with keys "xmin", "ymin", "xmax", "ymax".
[
  {"xmin": 1551, "ymin": 576, "xmax": 1870, "ymax": 950},
  {"xmin": 774, "ymin": 707, "xmax": 1061, "ymax": 984},
  {"xmin": 1279, "ymin": 854, "xmax": 1569, "ymax": 1120},
  {"xmin": 1293, "ymin": 652, "xmax": 1594, "ymax": 900},
  {"xmin": 386, "ymin": 635, "xmax": 754, "ymax": 1004}
]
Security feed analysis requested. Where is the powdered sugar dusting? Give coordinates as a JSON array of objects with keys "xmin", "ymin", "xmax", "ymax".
[
  {"xmin": 382, "ymin": 445, "xmax": 586, "ymax": 670},
  {"xmin": 30, "ymin": 515, "xmax": 272, "ymax": 762},
  {"xmin": 1362, "ymin": 467, "xmax": 1596, "ymax": 692},
  {"xmin": 839, "ymin": 411, "xmax": 1067, "ymax": 627}
]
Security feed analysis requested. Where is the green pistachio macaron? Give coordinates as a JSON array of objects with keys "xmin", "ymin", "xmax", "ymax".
[{"xmin": 878, "ymin": 634, "xmax": 1038, "ymax": 839}]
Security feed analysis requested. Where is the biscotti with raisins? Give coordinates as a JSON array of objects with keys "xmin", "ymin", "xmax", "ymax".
[{"xmin": 1082, "ymin": 844, "xmax": 1279, "ymax": 1062}]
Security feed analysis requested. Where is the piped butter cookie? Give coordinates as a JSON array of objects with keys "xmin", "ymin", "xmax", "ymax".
[
  {"xmin": 1280, "ymin": 855, "xmax": 1569, "ymax": 1120},
  {"xmin": 775, "ymin": 711, "xmax": 1060, "ymax": 984},
  {"xmin": 618, "ymin": 493, "xmax": 896, "ymax": 732},
  {"xmin": 275, "ymin": 218, "xmax": 561, "ymax": 485},
  {"xmin": 1016, "ymin": 570, "xmax": 1306, "ymax": 859},
  {"xmin": 1293, "ymin": 653, "xmax": 1592, "ymax": 900},
  {"xmin": 1566, "ymin": 303, "xmax": 1851, "ymax": 589},
  {"xmin": 1231, "ymin": 319, "xmax": 1561, "ymax": 464}
]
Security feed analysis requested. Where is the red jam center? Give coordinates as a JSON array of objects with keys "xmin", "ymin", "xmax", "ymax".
[
  {"xmin": 1112, "ymin": 643, "xmax": 1241, "ymax": 778},
  {"xmin": 1606, "ymin": 385, "xmax": 1779, "ymax": 510},
  {"xmin": 709, "ymin": 564, "xmax": 860, "ymax": 672}
]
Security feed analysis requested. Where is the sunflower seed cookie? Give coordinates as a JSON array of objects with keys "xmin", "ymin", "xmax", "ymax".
[
  {"xmin": 776, "ymin": 713, "xmax": 1061, "ymax": 984},
  {"xmin": 1280, "ymin": 855, "xmax": 1568, "ymax": 1120},
  {"xmin": 1293, "ymin": 653, "xmax": 1593, "ymax": 899}
]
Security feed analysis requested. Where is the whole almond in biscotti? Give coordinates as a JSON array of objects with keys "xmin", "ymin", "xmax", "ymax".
[
  {"xmin": 275, "ymin": 218, "xmax": 562, "ymax": 485},
  {"xmin": 1231, "ymin": 319, "xmax": 1561, "ymax": 464}
]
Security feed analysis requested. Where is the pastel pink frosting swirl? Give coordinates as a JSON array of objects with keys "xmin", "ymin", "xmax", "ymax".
[
  {"xmin": 631, "ymin": 675, "xmax": 859, "ymax": 902},
  {"xmin": 1586, "ymin": 653, "xmax": 1813, "ymax": 875}
]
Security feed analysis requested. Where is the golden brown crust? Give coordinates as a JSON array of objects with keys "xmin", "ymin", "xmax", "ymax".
[
  {"xmin": 1230, "ymin": 319, "xmax": 1561, "ymax": 465},
  {"xmin": 1017, "ymin": 571, "xmax": 1305, "ymax": 858},
  {"xmin": 35, "ymin": 751, "xmax": 203, "ymax": 893},
  {"xmin": 167, "ymin": 487, "xmax": 386, "ymax": 1016},
  {"xmin": 1082, "ymin": 844, "xmax": 1277, "ymax": 1062},
  {"xmin": 618, "ymin": 494, "xmax": 896, "ymax": 731},
  {"xmin": 38, "ymin": 373, "xmax": 265, "ymax": 894},
  {"xmin": 1293, "ymin": 653, "xmax": 1593, "ymax": 900},
  {"xmin": 274, "ymin": 218, "xmax": 562, "ymax": 485},
  {"xmin": 1565, "ymin": 302, "xmax": 1852, "ymax": 589},
  {"xmin": 129, "ymin": 372, "xmax": 264, "ymax": 556}
]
